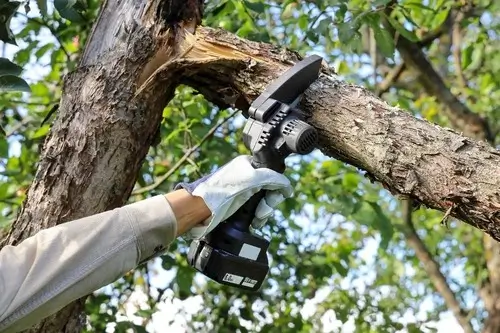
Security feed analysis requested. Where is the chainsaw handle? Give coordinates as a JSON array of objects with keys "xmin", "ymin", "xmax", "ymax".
[
  {"xmin": 226, "ymin": 191, "xmax": 267, "ymax": 232},
  {"xmin": 223, "ymin": 155, "xmax": 283, "ymax": 232}
]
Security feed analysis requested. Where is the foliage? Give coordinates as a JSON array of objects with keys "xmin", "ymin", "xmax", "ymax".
[{"xmin": 0, "ymin": 0, "xmax": 499, "ymax": 332}]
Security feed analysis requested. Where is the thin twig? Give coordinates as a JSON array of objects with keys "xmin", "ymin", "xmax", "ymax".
[
  {"xmin": 440, "ymin": 203, "xmax": 455, "ymax": 228},
  {"xmin": 451, "ymin": 13, "xmax": 468, "ymax": 89},
  {"xmin": 19, "ymin": 14, "xmax": 71, "ymax": 60},
  {"xmin": 132, "ymin": 111, "xmax": 238, "ymax": 195},
  {"xmin": 376, "ymin": 63, "xmax": 405, "ymax": 96},
  {"xmin": 6, "ymin": 116, "xmax": 33, "ymax": 137},
  {"xmin": 6, "ymin": 100, "xmax": 52, "ymax": 106},
  {"xmin": 401, "ymin": 198, "xmax": 474, "ymax": 333},
  {"xmin": 302, "ymin": 10, "xmax": 327, "ymax": 43}
]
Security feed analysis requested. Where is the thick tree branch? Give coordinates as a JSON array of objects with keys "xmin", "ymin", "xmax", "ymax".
[
  {"xmin": 401, "ymin": 199, "xmax": 474, "ymax": 333},
  {"xmin": 158, "ymin": 27, "xmax": 500, "ymax": 241},
  {"xmin": 384, "ymin": 10, "xmax": 493, "ymax": 142}
]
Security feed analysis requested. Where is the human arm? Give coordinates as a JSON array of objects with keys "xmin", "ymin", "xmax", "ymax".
[
  {"xmin": 0, "ymin": 190, "xmax": 210, "ymax": 333},
  {"xmin": 0, "ymin": 155, "xmax": 292, "ymax": 332}
]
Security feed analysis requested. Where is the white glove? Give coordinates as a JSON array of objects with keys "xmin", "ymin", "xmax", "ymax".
[{"xmin": 175, "ymin": 155, "xmax": 293, "ymax": 239}]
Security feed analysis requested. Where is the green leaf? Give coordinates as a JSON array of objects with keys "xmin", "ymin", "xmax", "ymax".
[
  {"xmin": 342, "ymin": 173, "xmax": 359, "ymax": 191},
  {"xmin": 0, "ymin": 137, "xmax": 8, "ymax": 158},
  {"xmin": 367, "ymin": 201, "xmax": 394, "ymax": 250},
  {"xmin": 384, "ymin": 14, "xmax": 419, "ymax": 42},
  {"xmin": 175, "ymin": 267, "xmax": 193, "ymax": 300},
  {"xmin": 0, "ymin": 75, "xmax": 30, "ymax": 92},
  {"xmin": 54, "ymin": 0, "xmax": 84, "ymax": 22},
  {"xmin": 243, "ymin": 0, "xmax": 264, "ymax": 13},
  {"xmin": 404, "ymin": 2, "xmax": 437, "ymax": 13},
  {"xmin": 135, "ymin": 309, "xmax": 154, "ymax": 318},
  {"xmin": 32, "ymin": 125, "xmax": 50, "ymax": 139},
  {"xmin": 210, "ymin": 0, "xmax": 228, "ymax": 17},
  {"xmin": 0, "ymin": 58, "xmax": 22, "ymax": 76},
  {"xmin": 468, "ymin": 46, "xmax": 484, "ymax": 71},
  {"xmin": 35, "ymin": 43, "xmax": 54, "ymax": 59},
  {"xmin": 36, "ymin": 0, "xmax": 47, "ymax": 15},
  {"xmin": 461, "ymin": 45, "xmax": 473, "ymax": 69},
  {"xmin": 0, "ymin": 124, "xmax": 5, "ymax": 137},
  {"xmin": 373, "ymin": 0, "xmax": 392, "ymax": 5},
  {"xmin": 54, "ymin": 0, "xmax": 77, "ymax": 9},
  {"xmin": 335, "ymin": 3, "xmax": 348, "ymax": 23},
  {"xmin": 0, "ymin": 1, "xmax": 21, "ymax": 45},
  {"xmin": 372, "ymin": 24, "xmax": 395, "ymax": 58},
  {"xmin": 332, "ymin": 261, "xmax": 348, "ymax": 277},
  {"xmin": 431, "ymin": 6, "xmax": 450, "ymax": 30},
  {"xmin": 337, "ymin": 22, "xmax": 357, "ymax": 44}
]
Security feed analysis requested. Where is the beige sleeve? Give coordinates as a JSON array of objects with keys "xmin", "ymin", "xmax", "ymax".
[{"xmin": 0, "ymin": 195, "xmax": 177, "ymax": 333}]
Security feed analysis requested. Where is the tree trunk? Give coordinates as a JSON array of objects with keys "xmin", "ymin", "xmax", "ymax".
[
  {"xmin": 0, "ymin": 0, "xmax": 204, "ymax": 331},
  {"xmin": 2, "ymin": 0, "xmax": 500, "ymax": 331}
]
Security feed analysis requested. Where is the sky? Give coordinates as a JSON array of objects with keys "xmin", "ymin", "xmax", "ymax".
[{"xmin": 1, "ymin": 2, "xmax": 467, "ymax": 332}]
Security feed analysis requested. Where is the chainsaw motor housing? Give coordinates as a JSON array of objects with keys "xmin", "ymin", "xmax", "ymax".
[{"xmin": 187, "ymin": 55, "xmax": 323, "ymax": 291}]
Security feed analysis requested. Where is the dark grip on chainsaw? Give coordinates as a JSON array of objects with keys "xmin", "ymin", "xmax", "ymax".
[
  {"xmin": 227, "ymin": 191, "xmax": 267, "ymax": 232},
  {"xmin": 226, "ymin": 156, "xmax": 281, "ymax": 231}
]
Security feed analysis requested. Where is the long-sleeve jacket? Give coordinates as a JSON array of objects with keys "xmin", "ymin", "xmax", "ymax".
[{"xmin": 0, "ymin": 195, "xmax": 177, "ymax": 333}]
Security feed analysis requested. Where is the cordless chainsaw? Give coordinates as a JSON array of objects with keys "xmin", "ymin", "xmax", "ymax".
[{"xmin": 187, "ymin": 55, "xmax": 323, "ymax": 291}]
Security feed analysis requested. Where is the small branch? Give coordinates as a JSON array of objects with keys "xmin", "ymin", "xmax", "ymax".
[
  {"xmin": 132, "ymin": 110, "xmax": 238, "ymax": 195},
  {"xmin": 382, "ymin": 9, "xmax": 494, "ymax": 142},
  {"xmin": 6, "ymin": 100, "xmax": 52, "ymax": 106},
  {"xmin": 401, "ymin": 198, "xmax": 474, "ymax": 333},
  {"xmin": 21, "ymin": 15, "xmax": 71, "ymax": 60},
  {"xmin": 440, "ymin": 203, "xmax": 455, "ymax": 228},
  {"xmin": 370, "ymin": 27, "xmax": 377, "ymax": 88},
  {"xmin": 374, "ymin": 23, "xmax": 448, "ymax": 97},
  {"xmin": 451, "ymin": 13, "xmax": 468, "ymax": 89},
  {"xmin": 376, "ymin": 63, "xmax": 405, "ymax": 97},
  {"xmin": 6, "ymin": 116, "xmax": 34, "ymax": 137},
  {"xmin": 302, "ymin": 10, "xmax": 326, "ymax": 43}
]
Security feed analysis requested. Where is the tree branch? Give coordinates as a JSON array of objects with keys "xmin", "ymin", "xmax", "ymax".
[
  {"xmin": 384, "ymin": 9, "xmax": 493, "ymax": 142},
  {"xmin": 451, "ymin": 16, "xmax": 468, "ymax": 89},
  {"xmin": 401, "ymin": 198, "xmax": 474, "ymax": 333},
  {"xmin": 375, "ymin": 23, "xmax": 451, "ymax": 97},
  {"xmin": 158, "ymin": 26, "xmax": 500, "ymax": 241},
  {"xmin": 376, "ymin": 63, "xmax": 405, "ymax": 97}
]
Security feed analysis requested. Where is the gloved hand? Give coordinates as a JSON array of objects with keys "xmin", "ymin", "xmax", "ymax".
[{"xmin": 175, "ymin": 155, "xmax": 293, "ymax": 239}]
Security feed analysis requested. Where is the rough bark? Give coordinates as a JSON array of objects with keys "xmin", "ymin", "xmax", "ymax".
[
  {"xmin": 166, "ymin": 27, "xmax": 500, "ymax": 239},
  {"xmin": 2, "ymin": 1, "xmax": 500, "ymax": 332}
]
